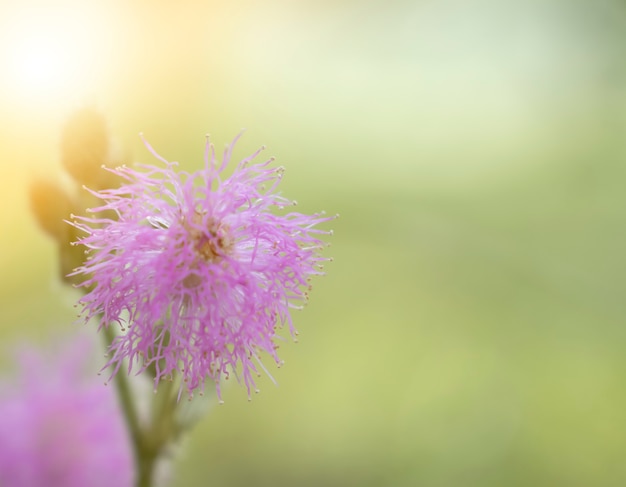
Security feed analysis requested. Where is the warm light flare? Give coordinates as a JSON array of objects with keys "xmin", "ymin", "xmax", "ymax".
[
  {"xmin": 0, "ymin": 3, "xmax": 113, "ymax": 111},
  {"xmin": 10, "ymin": 35, "xmax": 80, "ymax": 96}
]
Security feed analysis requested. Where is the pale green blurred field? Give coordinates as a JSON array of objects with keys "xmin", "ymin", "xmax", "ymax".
[{"xmin": 1, "ymin": 1, "xmax": 626, "ymax": 486}]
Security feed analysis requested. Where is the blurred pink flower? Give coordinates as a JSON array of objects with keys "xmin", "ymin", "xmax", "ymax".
[
  {"xmin": 71, "ymin": 134, "xmax": 333, "ymax": 398},
  {"xmin": 0, "ymin": 335, "xmax": 133, "ymax": 487}
]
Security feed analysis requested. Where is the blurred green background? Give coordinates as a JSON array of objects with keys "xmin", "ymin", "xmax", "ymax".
[{"xmin": 1, "ymin": 0, "xmax": 626, "ymax": 485}]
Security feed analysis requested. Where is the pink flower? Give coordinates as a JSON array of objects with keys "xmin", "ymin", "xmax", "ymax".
[
  {"xmin": 71, "ymin": 134, "xmax": 333, "ymax": 399},
  {"xmin": 0, "ymin": 336, "xmax": 133, "ymax": 487}
]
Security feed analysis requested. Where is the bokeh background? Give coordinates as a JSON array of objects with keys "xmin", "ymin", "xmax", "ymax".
[{"xmin": 1, "ymin": 0, "xmax": 626, "ymax": 485}]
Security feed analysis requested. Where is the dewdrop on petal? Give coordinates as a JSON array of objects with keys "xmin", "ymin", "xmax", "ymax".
[{"xmin": 70, "ymin": 133, "xmax": 334, "ymax": 400}]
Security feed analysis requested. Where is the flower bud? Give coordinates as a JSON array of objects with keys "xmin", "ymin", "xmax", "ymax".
[
  {"xmin": 61, "ymin": 107, "xmax": 109, "ymax": 187},
  {"xmin": 28, "ymin": 178, "xmax": 74, "ymax": 243}
]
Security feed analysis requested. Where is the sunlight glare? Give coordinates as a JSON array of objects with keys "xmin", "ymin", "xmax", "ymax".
[
  {"xmin": 1, "ymin": 3, "xmax": 112, "ymax": 112},
  {"xmin": 11, "ymin": 36, "xmax": 76, "ymax": 95}
]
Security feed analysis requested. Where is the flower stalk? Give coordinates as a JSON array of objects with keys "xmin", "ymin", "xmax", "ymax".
[{"xmin": 102, "ymin": 319, "xmax": 178, "ymax": 487}]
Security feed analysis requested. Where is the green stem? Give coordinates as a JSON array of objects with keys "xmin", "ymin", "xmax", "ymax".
[
  {"xmin": 138, "ymin": 378, "xmax": 177, "ymax": 487},
  {"xmin": 100, "ymin": 322, "xmax": 178, "ymax": 487},
  {"xmin": 136, "ymin": 452, "xmax": 156, "ymax": 487},
  {"xmin": 152, "ymin": 378, "xmax": 176, "ymax": 435},
  {"xmin": 100, "ymin": 325, "xmax": 144, "ymax": 474}
]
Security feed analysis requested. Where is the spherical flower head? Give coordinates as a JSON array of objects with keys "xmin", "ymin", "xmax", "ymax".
[
  {"xmin": 71, "ymin": 133, "xmax": 334, "ymax": 399},
  {"xmin": 0, "ymin": 336, "xmax": 133, "ymax": 487}
]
